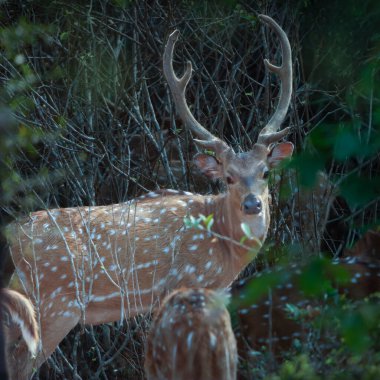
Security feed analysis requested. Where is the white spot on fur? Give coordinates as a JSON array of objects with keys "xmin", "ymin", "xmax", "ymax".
[
  {"xmin": 187, "ymin": 332, "xmax": 194, "ymax": 348},
  {"xmin": 134, "ymin": 260, "xmax": 159, "ymax": 270},
  {"xmin": 209, "ymin": 332, "xmax": 217, "ymax": 348},
  {"xmin": 184, "ymin": 265, "xmax": 196, "ymax": 274},
  {"xmin": 46, "ymin": 245, "xmax": 59, "ymax": 251},
  {"xmin": 50, "ymin": 287, "xmax": 62, "ymax": 299}
]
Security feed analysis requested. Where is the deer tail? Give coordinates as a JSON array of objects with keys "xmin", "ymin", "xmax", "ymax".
[{"xmin": 1, "ymin": 288, "xmax": 39, "ymax": 357}]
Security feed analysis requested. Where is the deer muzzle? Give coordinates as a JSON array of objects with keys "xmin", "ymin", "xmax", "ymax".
[{"xmin": 242, "ymin": 194, "xmax": 262, "ymax": 215}]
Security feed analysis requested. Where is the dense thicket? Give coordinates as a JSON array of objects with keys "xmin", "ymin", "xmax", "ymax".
[{"xmin": 1, "ymin": 0, "xmax": 379, "ymax": 378}]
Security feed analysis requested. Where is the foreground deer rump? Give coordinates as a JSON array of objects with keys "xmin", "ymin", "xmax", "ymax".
[
  {"xmin": 145, "ymin": 288, "xmax": 237, "ymax": 380},
  {"xmin": 5, "ymin": 15, "xmax": 293, "ymax": 378}
]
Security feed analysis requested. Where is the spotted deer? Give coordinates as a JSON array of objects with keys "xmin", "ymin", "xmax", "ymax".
[
  {"xmin": 145, "ymin": 288, "xmax": 237, "ymax": 380},
  {"xmin": 233, "ymin": 254, "xmax": 380, "ymax": 358},
  {"xmin": 5, "ymin": 15, "xmax": 293, "ymax": 379},
  {"xmin": 1, "ymin": 289, "xmax": 39, "ymax": 357}
]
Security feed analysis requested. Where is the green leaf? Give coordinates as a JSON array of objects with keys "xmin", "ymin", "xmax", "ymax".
[
  {"xmin": 240, "ymin": 222, "xmax": 252, "ymax": 239},
  {"xmin": 340, "ymin": 175, "xmax": 380, "ymax": 209},
  {"xmin": 285, "ymin": 303, "xmax": 301, "ymax": 319},
  {"xmin": 238, "ymin": 270, "xmax": 289, "ymax": 305},
  {"xmin": 297, "ymin": 258, "xmax": 333, "ymax": 296},
  {"xmin": 333, "ymin": 129, "xmax": 360, "ymax": 161},
  {"xmin": 341, "ymin": 311, "xmax": 371, "ymax": 353},
  {"xmin": 60, "ymin": 32, "xmax": 69, "ymax": 42},
  {"xmin": 289, "ymin": 151, "xmax": 325, "ymax": 188},
  {"xmin": 202, "ymin": 214, "xmax": 214, "ymax": 231}
]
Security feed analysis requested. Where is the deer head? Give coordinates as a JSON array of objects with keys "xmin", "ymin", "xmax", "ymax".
[{"xmin": 163, "ymin": 15, "xmax": 294, "ymax": 222}]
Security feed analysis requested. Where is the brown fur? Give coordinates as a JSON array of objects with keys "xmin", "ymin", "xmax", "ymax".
[
  {"xmin": 145, "ymin": 288, "xmax": 237, "ymax": 380},
  {"xmin": 1, "ymin": 288, "xmax": 39, "ymax": 357}
]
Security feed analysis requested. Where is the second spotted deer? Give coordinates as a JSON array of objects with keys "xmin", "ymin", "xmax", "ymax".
[
  {"xmin": 145, "ymin": 288, "xmax": 237, "ymax": 380},
  {"xmin": 6, "ymin": 15, "xmax": 293, "ymax": 379},
  {"xmin": 233, "ymin": 253, "xmax": 380, "ymax": 358}
]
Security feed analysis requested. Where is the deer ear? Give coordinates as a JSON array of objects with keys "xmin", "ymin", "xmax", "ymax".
[
  {"xmin": 193, "ymin": 153, "xmax": 224, "ymax": 180},
  {"xmin": 268, "ymin": 142, "xmax": 294, "ymax": 168}
]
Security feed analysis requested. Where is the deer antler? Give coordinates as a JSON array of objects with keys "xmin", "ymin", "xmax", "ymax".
[
  {"xmin": 163, "ymin": 30, "xmax": 230, "ymax": 156},
  {"xmin": 257, "ymin": 15, "xmax": 293, "ymax": 146}
]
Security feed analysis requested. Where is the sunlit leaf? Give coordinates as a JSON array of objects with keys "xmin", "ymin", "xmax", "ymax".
[{"xmin": 241, "ymin": 222, "xmax": 252, "ymax": 239}]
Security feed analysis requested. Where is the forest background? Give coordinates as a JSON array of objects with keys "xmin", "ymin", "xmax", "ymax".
[{"xmin": 0, "ymin": 0, "xmax": 379, "ymax": 379}]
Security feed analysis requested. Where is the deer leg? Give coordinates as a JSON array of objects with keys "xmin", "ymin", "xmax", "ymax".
[{"xmin": 36, "ymin": 313, "xmax": 81, "ymax": 376}]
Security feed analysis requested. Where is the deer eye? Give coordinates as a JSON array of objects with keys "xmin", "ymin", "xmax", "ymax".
[
  {"xmin": 226, "ymin": 176, "xmax": 236, "ymax": 185},
  {"xmin": 263, "ymin": 170, "xmax": 270, "ymax": 179}
]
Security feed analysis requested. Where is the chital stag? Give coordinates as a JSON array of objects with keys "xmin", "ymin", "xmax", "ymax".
[
  {"xmin": 6, "ymin": 15, "xmax": 293, "ymax": 379},
  {"xmin": 145, "ymin": 288, "xmax": 237, "ymax": 380}
]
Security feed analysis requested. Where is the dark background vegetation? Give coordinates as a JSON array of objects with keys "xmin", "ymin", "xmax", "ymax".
[{"xmin": 0, "ymin": 0, "xmax": 379, "ymax": 379}]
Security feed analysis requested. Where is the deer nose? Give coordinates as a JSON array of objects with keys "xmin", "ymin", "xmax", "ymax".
[{"xmin": 242, "ymin": 194, "xmax": 262, "ymax": 215}]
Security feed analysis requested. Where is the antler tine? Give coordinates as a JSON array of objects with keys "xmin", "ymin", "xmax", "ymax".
[
  {"xmin": 257, "ymin": 15, "xmax": 292, "ymax": 146},
  {"xmin": 163, "ymin": 30, "xmax": 229, "ymax": 155}
]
